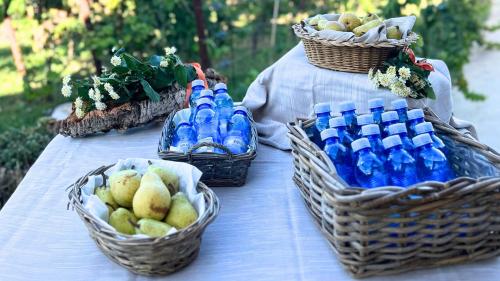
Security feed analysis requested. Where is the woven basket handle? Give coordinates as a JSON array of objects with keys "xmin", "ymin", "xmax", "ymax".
[{"xmin": 187, "ymin": 142, "xmax": 234, "ymax": 161}]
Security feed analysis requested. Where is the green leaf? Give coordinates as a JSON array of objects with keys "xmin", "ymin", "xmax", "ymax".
[
  {"xmin": 111, "ymin": 65, "xmax": 129, "ymax": 75},
  {"xmin": 140, "ymin": 79, "xmax": 160, "ymax": 102},
  {"xmin": 151, "ymin": 68, "xmax": 174, "ymax": 90},
  {"xmin": 122, "ymin": 53, "xmax": 149, "ymax": 73},
  {"xmin": 174, "ymin": 64, "xmax": 188, "ymax": 88},
  {"xmin": 185, "ymin": 65, "xmax": 197, "ymax": 82}
]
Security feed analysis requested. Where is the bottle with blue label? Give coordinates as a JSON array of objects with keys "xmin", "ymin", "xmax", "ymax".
[
  {"xmin": 391, "ymin": 99, "xmax": 409, "ymax": 123},
  {"xmin": 414, "ymin": 122, "xmax": 448, "ymax": 155},
  {"xmin": 312, "ymin": 103, "xmax": 331, "ymax": 148},
  {"xmin": 224, "ymin": 105, "xmax": 252, "ymax": 150},
  {"xmin": 413, "ymin": 134, "xmax": 455, "ymax": 182},
  {"xmin": 382, "ymin": 135, "xmax": 419, "ymax": 187},
  {"xmin": 321, "ymin": 128, "xmax": 355, "ymax": 185},
  {"xmin": 171, "ymin": 114, "xmax": 197, "ymax": 154},
  {"xmin": 339, "ymin": 101, "xmax": 357, "ymax": 136},
  {"xmin": 388, "ymin": 123, "xmax": 415, "ymax": 155},
  {"xmin": 368, "ymin": 98, "xmax": 385, "ymax": 125},
  {"xmin": 194, "ymin": 98, "xmax": 221, "ymax": 152},
  {"xmin": 381, "ymin": 111, "xmax": 399, "ymax": 138},
  {"xmin": 213, "ymin": 83, "xmax": 234, "ymax": 141},
  {"xmin": 356, "ymin": 114, "xmax": 374, "ymax": 139},
  {"xmin": 329, "ymin": 117, "xmax": 354, "ymax": 149},
  {"xmin": 351, "ymin": 138, "xmax": 388, "ymax": 188},
  {"xmin": 189, "ymin": 80, "xmax": 206, "ymax": 122},
  {"xmin": 361, "ymin": 124, "xmax": 386, "ymax": 162},
  {"xmin": 407, "ymin": 108, "xmax": 425, "ymax": 138}
]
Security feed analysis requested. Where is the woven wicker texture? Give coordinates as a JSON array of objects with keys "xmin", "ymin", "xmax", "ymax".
[
  {"xmin": 158, "ymin": 110, "xmax": 258, "ymax": 187},
  {"xmin": 287, "ymin": 108, "xmax": 500, "ymax": 278},
  {"xmin": 68, "ymin": 165, "xmax": 220, "ymax": 276},
  {"xmin": 292, "ymin": 23, "xmax": 418, "ymax": 73}
]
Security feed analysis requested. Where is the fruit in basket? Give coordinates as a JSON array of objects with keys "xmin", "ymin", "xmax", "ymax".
[
  {"xmin": 148, "ymin": 165, "xmax": 179, "ymax": 196},
  {"xmin": 353, "ymin": 19, "xmax": 383, "ymax": 37},
  {"xmin": 109, "ymin": 207, "xmax": 138, "ymax": 235},
  {"xmin": 165, "ymin": 192, "xmax": 198, "ymax": 229},
  {"xmin": 135, "ymin": 218, "xmax": 173, "ymax": 237},
  {"xmin": 109, "ymin": 170, "xmax": 141, "ymax": 207},
  {"xmin": 309, "ymin": 15, "xmax": 325, "ymax": 26},
  {"xmin": 317, "ymin": 19, "xmax": 329, "ymax": 30},
  {"xmin": 362, "ymin": 13, "xmax": 380, "ymax": 25},
  {"xmin": 321, "ymin": 21, "xmax": 346, "ymax": 31},
  {"xmin": 338, "ymin": 13, "xmax": 361, "ymax": 32},
  {"xmin": 95, "ymin": 186, "xmax": 118, "ymax": 214},
  {"xmin": 387, "ymin": 26, "xmax": 403, "ymax": 39},
  {"xmin": 133, "ymin": 171, "xmax": 171, "ymax": 220}
]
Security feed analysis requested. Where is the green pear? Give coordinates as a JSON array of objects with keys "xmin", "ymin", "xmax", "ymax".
[
  {"xmin": 133, "ymin": 171, "xmax": 171, "ymax": 220},
  {"xmin": 165, "ymin": 192, "xmax": 198, "ymax": 229},
  {"xmin": 317, "ymin": 19, "xmax": 329, "ymax": 30},
  {"xmin": 94, "ymin": 186, "xmax": 118, "ymax": 215},
  {"xmin": 308, "ymin": 15, "xmax": 325, "ymax": 26},
  {"xmin": 338, "ymin": 13, "xmax": 361, "ymax": 32},
  {"xmin": 135, "ymin": 218, "xmax": 173, "ymax": 237},
  {"xmin": 387, "ymin": 26, "xmax": 403, "ymax": 39},
  {"xmin": 353, "ymin": 19, "xmax": 383, "ymax": 37},
  {"xmin": 362, "ymin": 13, "xmax": 380, "ymax": 25},
  {"xmin": 109, "ymin": 169, "xmax": 141, "ymax": 207},
  {"xmin": 321, "ymin": 21, "xmax": 346, "ymax": 31},
  {"xmin": 109, "ymin": 207, "xmax": 137, "ymax": 235},
  {"xmin": 147, "ymin": 165, "xmax": 179, "ymax": 196}
]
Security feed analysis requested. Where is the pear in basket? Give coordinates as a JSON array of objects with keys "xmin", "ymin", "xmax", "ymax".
[
  {"xmin": 109, "ymin": 207, "xmax": 138, "ymax": 235},
  {"xmin": 147, "ymin": 165, "xmax": 179, "ymax": 196},
  {"xmin": 165, "ymin": 192, "xmax": 198, "ymax": 229},
  {"xmin": 109, "ymin": 170, "xmax": 141, "ymax": 207},
  {"xmin": 317, "ymin": 19, "xmax": 329, "ymax": 30},
  {"xmin": 353, "ymin": 19, "xmax": 383, "ymax": 37},
  {"xmin": 309, "ymin": 15, "xmax": 325, "ymax": 26},
  {"xmin": 320, "ymin": 21, "xmax": 346, "ymax": 31},
  {"xmin": 95, "ymin": 186, "xmax": 118, "ymax": 214},
  {"xmin": 133, "ymin": 171, "xmax": 171, "ymax": 220},
  {"xmin": 339, "ymin": 13, "xmax": 361, "ymax": 31},
  {"xmin": 387, "ymin": 26, "xmax": 403, "ymax": 39},
  {"xmin": 362, "ymin": 13, "xmax": 380, "ymax": 25},
  {"xmin": 135, "ymin": 218, "xmax": 173, "ymax": 237}
]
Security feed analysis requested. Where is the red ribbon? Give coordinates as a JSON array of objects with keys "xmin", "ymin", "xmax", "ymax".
[{"xmin": 405, "ymin": 48, "xmax": 434, "ymax": 72}]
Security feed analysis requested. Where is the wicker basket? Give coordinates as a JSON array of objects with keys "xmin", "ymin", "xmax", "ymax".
[
  {"xmin": 68, "ymin": 164, "xmax": 220, "ymax": 276},
  {"xmin": 292, "ymin": 23, "xmax": 418, "ymax": 73},
  {"xmin": 287, "ymin": 108, "xmax": 500, "ymax": 278},
  {"xmin": 158, "ymin": 110, "xmax": 258, "ymax": 187}
]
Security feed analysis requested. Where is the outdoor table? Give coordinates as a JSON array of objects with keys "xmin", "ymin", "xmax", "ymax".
[{"xmin": 0, "ymin": 124, "xmax": 498, "ymax": 281}]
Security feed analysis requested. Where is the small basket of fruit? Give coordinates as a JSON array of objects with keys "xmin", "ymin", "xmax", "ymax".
[
  {"xmin": 68, "ymin": 159, "xmax": 219, "ymax": 276},
  {"xmin": 292, "ymin": 12, "xmax": 418, "ymax": 73},
  {"xmin": 287, "ymin": 99, "xmax": 500, "ymax": 277}
]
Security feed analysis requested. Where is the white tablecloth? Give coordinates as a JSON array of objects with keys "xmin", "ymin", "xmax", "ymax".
[{"xmin": 0, "ymin": 125, "xmax": 498, "ymax": 281}]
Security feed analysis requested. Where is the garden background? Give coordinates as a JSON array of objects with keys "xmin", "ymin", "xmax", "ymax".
[{"xmin": 0, "ymin": 0, "xmax": 498, "ymax": 208}]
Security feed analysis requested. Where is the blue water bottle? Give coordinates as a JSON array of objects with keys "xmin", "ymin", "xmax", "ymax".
[
  {"xmin": 388, "ymin": 123, "xmax": 415, "ymax": 155},
  {"xmin": 356, "ymin": 114, "xmax": 374, "ymax": 139},
  {"xmin": 413, "ymin": 134, "xmax": 455, "ymax": 182},
  {"xmin": 361, "ymin": 124, "xmax": 386, "ymax": 162},
  {"xmin": 321, "ymin": 128, "xmax": 355, "ymax": 185},
  {"xmin": 199, "ymin": 89, "xmax": 215, "ymax": 101},
  {"xmin": 313, "ymin": 103, "xmax": 331, "ymax": 148},
  {"xmin": 414, "ymin": 122, "xmax": 448, "ymax": 155},
  {"xmin": 392, "ymin": 99, "xmax": 409, "ymax": 123},
  {"xmin": 194, "ymin": 98, "xmax": 221, "ymax": 152},
  {"xmin": 213, "ymin": 83, "xmax": 234, "ymax": 140},
  {"xmin": 382, "ymin": 135, "xmax": 419, "ymax": 187},
  {"xmin": 339, "ymin": 101, "xmax": 357, "ymax": 136},
  {"xmin": 171, "ymin": 114, "xmax": 197, "ymax": 154},
  {"xmin": 223, "ymin": 107, "xmax": 251, "ymax": 154},
  {"xmin": 229, "ymin": 105, "xmax": 251, "ymax": 142},
  {"xmin": 381, "ymin": 111, "xmax": 399, "ymax": 138},
  {"xmin": 407, "ymin": 109, "xmax": 425, "ymax": 138},
  {"xmin": 368, "ymin": 98, "xmax": 385, "ymax": 125},
  {"xmin": 189, "ymin": 79, "xmax": 206, "ymax": 122},
  {"xmin": 329, "ymin": 117, "xmax": 354, "ymax": 149},
  {"xmin": 351, "ymin": 138, "xmax": 388, "ymax": 188}
]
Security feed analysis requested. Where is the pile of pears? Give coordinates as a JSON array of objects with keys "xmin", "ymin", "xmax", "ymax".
[
  {"xmin": 309, "ymin": 13, "xmax": 403, "ymax": 39},
  {"xmin": 94, "ymin": 165, "xmax": 198, "ymax": 237}
]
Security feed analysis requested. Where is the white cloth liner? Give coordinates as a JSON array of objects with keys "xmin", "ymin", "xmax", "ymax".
[{"xmin": 82, "ymin": 158, "xmax": 205, "ymax": 238}]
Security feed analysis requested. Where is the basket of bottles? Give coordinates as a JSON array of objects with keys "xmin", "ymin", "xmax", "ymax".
[
  {"xmin": 158, "ymin": 81, "xmax": 258, "ymax": 187},
  {"xmin": 287, "ymin": 98, "xmax": 500, "ymax": 278}
]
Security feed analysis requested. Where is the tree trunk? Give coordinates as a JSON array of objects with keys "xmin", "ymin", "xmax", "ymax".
[
  {"xmin": 192, "ymin": 0, "xmax": 211, "ymax": 69},
  {"xmin": 3, "ymin": 17, "xmax": 26, "ymax": 76},
  {"xmin": 78, "ymin": 0, "xmax": 102, "ymax": 75}
]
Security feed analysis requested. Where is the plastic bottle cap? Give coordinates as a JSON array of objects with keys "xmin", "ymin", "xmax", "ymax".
[
  {"xmin": 368, "ymin": 98, "xmax": 384, "ymax": 109},
  {"xmin": 351, "ymin": 138, "xmax": 371, "ymax": 152},
  {"xmin": 388, "ymin": 123, "xmax": 407, "ymax": 135},
  {"xmin": 412, "ymin": 133, "xmax": 433, "ymax": 147},
  {"xmin": 382, "ymin": 135, "xmax": 402, "ymax": 150},
  {"xmin": 329, "ymin": 116, "xmax": 346, "ymax": 128},
  {"xmin": 381, "ymin": 111, "xmax": 399, "ymax": 122},
  {"xmin": 196, "ymin": 98, "xmax": 214, "ymax": 107},
  {"xmin": 415, "ymin": 122, "xmax": 435, "ymax": 135},
  {"xmin": 314, "ymin": 103, "xmax": 331, "ymax": 114},
  {"xmin": 199, "ymin": 89, "xmax": 214, "ymax": 98},
  {"xmin": 214, "ymin": 83, "xmax": 227, "ymax": 91},
  {"xmin": 339, "ymin": 101, "xmax": 356, "ymax": 112},
  {"xmin": 234, "ymin": 105, "xmax": 248, "ymax": 114},
  {"xmin": 361, "ymin": 124, "xmax": 380, "ymax": 136},
  {"xmin": 357, "ymin": 114, "xmax": 374, "ymax": 126},
  {"xmin": 192, "ymin": 79, "xmax": 205, "ymax": 88},
  {"xmin": 407, "ymin": 108, "xmax": 424, "ymax": 120},
  {"xmin": 391, "ymin": 99, "xmax": 408, "ymax": 110},
  {"xmin": 321, "ymin": 128, "xmax": 338, "ymax": 141}
]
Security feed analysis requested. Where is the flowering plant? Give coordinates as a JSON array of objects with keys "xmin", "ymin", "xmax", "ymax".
[
  {"xmin": 61, "ymin": 47, "xmax": 196, "ymax": 119},
  {"xmin": 369, "ymin": 48, "xmax": 436, "ymax": 100}
]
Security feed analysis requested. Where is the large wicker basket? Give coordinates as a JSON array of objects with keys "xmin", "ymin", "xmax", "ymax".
[
  {"xmin": 158, "ymin": 110, "xmax": 258, "ymax": 187},
  {"xmin": 68, "ymin": 164, "xmax": 220, "ymax": 276},
  {"xmin": 292, "ymin": 23, "xmax": 418, "ymax": 73},
  {"xmin": 287, "ymin": 108, "xmax": 500, "ymax": 278}
]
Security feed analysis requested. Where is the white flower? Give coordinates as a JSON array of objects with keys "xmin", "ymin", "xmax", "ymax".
[
  {"xmin": 95, "ymin": 101, "xmax": 107, "ymax": 111},
  {"xmin": 75, "ymin": 108, "xmax": 85, "ymax": 119},
  {"xmin": 389, "ymin": 81, "xmax": 412, "ymax": 97},
  {"xmin": 74, "ymin": 97, "xmax": 83, "ymax": 108},
  {"xmin": 61, "ymin": 84, "xmax": 72, "ymax": 97},
  {"xmin": 387, "ymin": 66, "xmax": 397, "ymax": 77},
  {"xmin": 159, "ymin": 58, "xmax": 169, "ymax": 67},
  {"xmin": 164, "ymin": 46, "xmax": 177, "ymax": 56},
  {"xmin": 104, "ymin": 83, "xmax": 120, "ymax": 100},
  {"xmin": 379, "ymin": 73, "xmax": 393, "ymax": 87},
  {"xmin": 94, "ymin": 87, "xmax": 102, "ymax": 101},
  {"xmin": 398, "ymin": 67, "xmax": 411, "ymax": 80},
  {"xmin": 63, "ymin": 75, "xmax": 71, "ymax": 85},
  {"xmin": 88, "ymin": 88, "xmax": 95, "ymax": 100},
  {"xmin": 110, "ymin": 55, "xmax": 122, "ymax": 66},
  {"xmin": 92, "ymin": 75, "xmax": 101, "ymax": 87}
]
